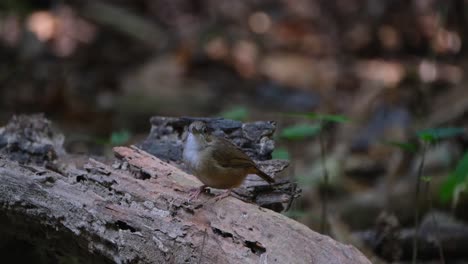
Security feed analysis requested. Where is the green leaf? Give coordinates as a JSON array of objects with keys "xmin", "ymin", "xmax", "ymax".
[
  {"xmin": 272, "ymin": 147, "xmax": 290, "ymax": 160},
  {"xmin": 421, "ymin": 176, "xmax": 432, "ymax": 182},
  {"xmin": 382, "ymin": 140, "xmax": 418, "ymax": 153},
  {"xmin": 440, "ymin": 176, "xmax": 458, "ymax": 202},
  {"xmin": 309, "ymin": 113, "xmax": 350, "ymax": 123},
  {"xmin": 220, "ymin": 106, "xmax": 249, "ymax": 121},
  {"xmin": 280, "ymin": 123, "xmax": 322, "ymax": 140},
  {"xmin": 417, "ymin": 127, "xmax": 465, "ymax": 143},
  {"xmin": 440, "ymin": 151, "xmax": 468, "ymax": 203},
  {"xmin": 286, "ymin": 112, "xmax": 349, "ymax": 123},
  {"xmin": 110, "ymin": 130, "xmax": 131, "ymax": 146}
]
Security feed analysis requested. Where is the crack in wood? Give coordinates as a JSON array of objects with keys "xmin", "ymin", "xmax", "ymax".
[
  {"xmin": 244, "ymin": 240, "xmax": 267, "ymax": 255},
  {"xmin": 212, "ymin": 227, "xmax": 234, "ymax": 238},
  {"xmin": 110, "ymin": 220, "xmax": 138, "ymax": 233}
]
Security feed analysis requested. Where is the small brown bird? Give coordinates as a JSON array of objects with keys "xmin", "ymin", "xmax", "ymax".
[{"xmin": 183, "ymin": 121, "xmax": 274, "ymax": 200}]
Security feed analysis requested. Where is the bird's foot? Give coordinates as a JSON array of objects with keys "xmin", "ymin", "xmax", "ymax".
[
  {"xmin": 213, "ymin": 189, "xmax": 231, "ymax": 202},
  {"xmin": 188, "ymin": 185, "xmax": 207, "ymax": 201}
]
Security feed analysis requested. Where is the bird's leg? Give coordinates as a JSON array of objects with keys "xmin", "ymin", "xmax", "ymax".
[
  {"xmin": 213, "ymin": 189, "xmax": 232, "ymax": 202},
  {"xmin": 188, "ymin": 185, "xmax": 207, "ymax": 201}
]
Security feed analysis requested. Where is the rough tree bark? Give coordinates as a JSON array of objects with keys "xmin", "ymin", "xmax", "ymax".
[{"xmin": 0, "ymin": 114, "xmax": 371, "ymax": 264}]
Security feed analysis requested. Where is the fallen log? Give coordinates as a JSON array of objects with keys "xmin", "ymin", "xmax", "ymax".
[{"xmin": 0, "ymin": 114, "xmax": 371, "ymax": 263}]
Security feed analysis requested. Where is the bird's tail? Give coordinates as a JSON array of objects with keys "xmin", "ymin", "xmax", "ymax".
[{"xmin": 253, "ymin": 167, "xmax": 275, "ymax": 183}]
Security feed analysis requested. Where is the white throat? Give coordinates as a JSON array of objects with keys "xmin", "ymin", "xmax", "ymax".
[{"xmin": 183, "ymin": 133, "xmax": 203, "ymax": 169}]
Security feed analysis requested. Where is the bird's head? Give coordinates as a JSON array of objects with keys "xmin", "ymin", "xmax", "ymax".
[{"xmin": 188, "ymin": 121, "xmax": 208, "ymax": 135}]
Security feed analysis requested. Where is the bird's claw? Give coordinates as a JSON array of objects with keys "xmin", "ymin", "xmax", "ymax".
[
  {"xmin": 188, "ymin": 185, "xmax": 207, "ymax": 202},
  {"xmin": 213, "ymin": 189, "xmax": 231, "ymax": 202}
]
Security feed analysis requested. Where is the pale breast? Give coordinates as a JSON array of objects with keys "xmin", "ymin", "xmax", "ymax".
[
  {"xmin": 183, "ymin": 133, "xmax": 248, "ymax": 189},
  {"xmin": 183, "ymin": 133, "xmax": 203, "ymax": 170}
]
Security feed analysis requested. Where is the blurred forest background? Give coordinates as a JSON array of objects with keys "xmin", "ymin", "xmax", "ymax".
[{"xmin": 1, "ymin": 0, "xmax": 468, "ymax": 263}]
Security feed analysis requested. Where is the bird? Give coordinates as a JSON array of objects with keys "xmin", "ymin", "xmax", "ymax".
[{"xmin": 183, "ymin": 121, "xmax": 275, "ymax": 200}]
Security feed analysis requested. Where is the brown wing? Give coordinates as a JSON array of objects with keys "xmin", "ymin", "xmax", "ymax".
[
  {"xmin": 209, "ymin": 137, "xmax": 256, "ymax": 169},
  {"xmin": 209, "ymin": 136, "xmax": 275, "ymax": 183}
]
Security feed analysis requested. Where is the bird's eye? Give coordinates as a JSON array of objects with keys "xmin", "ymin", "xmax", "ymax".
[{"xmin": 201, "ymin": 127, "xmax": 207, "ymax": 133}]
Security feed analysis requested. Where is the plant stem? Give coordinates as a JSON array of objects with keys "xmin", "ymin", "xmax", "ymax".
[
  {"xmin": 424, "ymin": 179, "xmax": 445, "ymax": 264},
  {"xmin": 319, "ymin": 123, "xmax": 328, "ymax": 234},
  {"xmin": 412, "ymin": 142, "xmax": 426, "ymax": 264}
]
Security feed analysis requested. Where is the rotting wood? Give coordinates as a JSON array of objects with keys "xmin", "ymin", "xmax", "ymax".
[
  {"xmin": 0, "ymin": 147, "xmax": 371, "ymax": 264},
  {"xmin": 0, "ymin": 114, "xmax": 372, "ymax": 263}
]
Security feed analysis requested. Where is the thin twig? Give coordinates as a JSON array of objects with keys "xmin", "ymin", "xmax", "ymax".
[
  {"xmin": 319, "ymin": 123, "xmax": 329, "ymax": 234},
  {"xmin": 424, "ymin": 181, "xmax": 446, "ymax": 264},
  {"xmin": 412, "ymin": 142, "xmax": 427, "ymax": 264}
]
